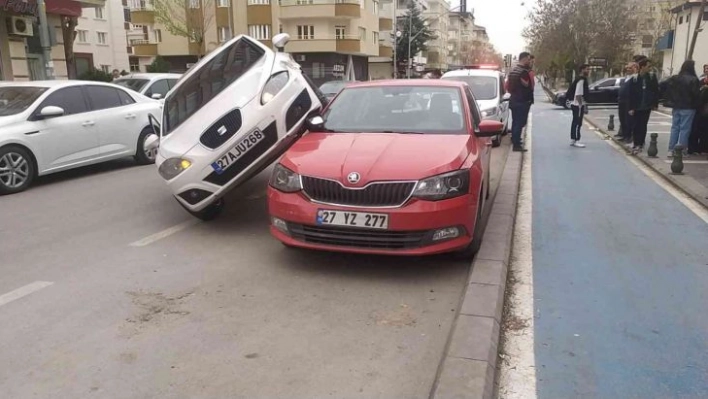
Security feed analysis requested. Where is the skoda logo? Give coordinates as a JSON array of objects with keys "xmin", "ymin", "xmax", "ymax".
[{"xmin": 347, "ymin": 172, "xmax": 361, "ymax": 184}]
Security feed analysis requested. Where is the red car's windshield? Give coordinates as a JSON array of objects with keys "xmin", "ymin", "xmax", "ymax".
[{"xmin": 322, "ymin": 86, "xmax": 467, "ymax": 134}]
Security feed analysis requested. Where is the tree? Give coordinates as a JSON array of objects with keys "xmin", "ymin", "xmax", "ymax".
[
  {"xmin": 395, "ymin": 2, "xmax": 436, "ymax": 72},
  {"xmin": 152, "ymin": 0, "xmax": 215, "ymax": 58},
  {"xmin": 60, "ymin": 16, "xmax": 78, "ymax": 79},
  {"xmin": 78, "ymin": 68, "xmax": 113, "ymax": 82},
  {"xmin": 146, "ymin": 56, "xmax": 171, "ymax": 72}
]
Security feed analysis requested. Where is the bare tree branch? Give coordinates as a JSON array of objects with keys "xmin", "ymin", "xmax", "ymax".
[{"xmin": 152, "ymin": 0, "xmax": 215, "ymax": 57}]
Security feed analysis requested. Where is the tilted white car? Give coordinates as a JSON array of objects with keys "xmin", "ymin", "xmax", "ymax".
[
  {"xmin": 0, "ymin": 81, "xmax": 162, "ymax": 195},
  {"xmin": 146, "ymin": 33, "xmax": 326, "ymax": 221}
]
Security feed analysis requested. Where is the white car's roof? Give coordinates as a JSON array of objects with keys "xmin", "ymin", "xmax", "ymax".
[
  {"xmin": 117, "ymin": 73, "xmax": 181, "ymax": 80},
  {"xmin": 442, "ymin": 69, "xmax": 501, "ymax": 78},
  {"xmin": 0, "ymin": 80, "xmax": 89, "ymax": 88}
]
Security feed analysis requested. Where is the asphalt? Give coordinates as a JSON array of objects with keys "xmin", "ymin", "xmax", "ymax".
[
  {"xmin": 0, "ymin": 134, "xmax": 510, "ymax": 398},
  {"xmin": 529, "ymin": 96, "xmax": 708, "ymax": 398}
]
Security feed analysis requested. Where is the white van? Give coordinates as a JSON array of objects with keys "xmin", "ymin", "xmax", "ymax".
[{"xmin": 441, "ymin": 66, "xmax": 510, "ymax": 147}]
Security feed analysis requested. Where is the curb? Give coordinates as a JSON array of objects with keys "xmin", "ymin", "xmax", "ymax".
[
  {"xmin": 584, "ymin": 117, "xmax": 708, "ymax": 210},
  {"xmin": 430, "ymin": 146, "xmax": 524, "ymax": 399}
]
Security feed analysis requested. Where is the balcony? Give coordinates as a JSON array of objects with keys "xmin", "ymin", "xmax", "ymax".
[
  {"xmin": 130, "ymin": 8, "xmax": 154, "ymax": 24},
  {"xmin": 378, "ymin": 45, "xmax": 392, "ymax": 57},
  {"xmin": 656, "ymin": 30, "xmax": 674, "ymax": 51},
  {"xmin": 379, "ymin": 17, "xmax": 393, "ymax": 30},
  {"xmin": 131, "ymin": 40, "xmax": 158, "ymax": 56},
  {"xmin": 287, "ymin": 35, "xmax": 362, "ymax": 54},
  {"xmin": 279, "ymin": 0, "xmax": 361, "ymax": 19}
]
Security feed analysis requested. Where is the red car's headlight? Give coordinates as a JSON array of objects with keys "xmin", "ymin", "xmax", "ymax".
[
  {"xmin": 269, "ymin": 163, "xmax": 302, "ymax": 193},
  {"xmin": 412, "ymin": 170, "xmax": 470, "ymax": 201}
]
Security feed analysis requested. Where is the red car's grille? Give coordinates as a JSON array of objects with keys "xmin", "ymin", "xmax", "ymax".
[
  {"xmin": 301, "ymin": 177, "xmax": 415, "ymax": 207},
  {"xmin": 288, "ymin": 224, "xmax": 427, "ymax": 250}
]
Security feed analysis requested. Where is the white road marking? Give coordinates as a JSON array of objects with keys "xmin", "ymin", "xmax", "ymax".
[
  {"xmin": 499, "ymin": 114, "xmax": 537, "ymax": 399},
  {"xmin": 129, "ymin": 219, "xmax": 200, "ymax": 247},
  {"xmin": 0, "ymin": 281, "xmax": 54, "ymax": 308},
  {"xmin": 591, "ymin": 125, "xmax": 708, "ymax": 225}
]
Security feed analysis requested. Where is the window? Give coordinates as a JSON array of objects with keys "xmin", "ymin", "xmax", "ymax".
[
  {"xmin": 77, "ymin": 30, "xmax": 88, "ymax": 43},
  {"xmin": 218, "ymin": 26, "xmax": 232, "ymax": 42},
  {"xmin": 129, "ymin": 59, "xmax": 140, "ymax": 72},
  {"xmin": 596, "ymin": 79, "xmax": 616, "ymax": 88},
  {"xmin": 465, "ymin": 88, "xmax": 481, "ymax": 129},
  {"xmin": 86, "ymin": 86, "xmax": 124, "ymax": 110},
  {"xmin": 218, "ymin": 0, "xmax": 228, "ymax": 6},
  {"xmin": 679, "ymin": 16, "xmax": 684, "ymax": 24},
  {"xmin": 373, "ymin": 31, "xmax": 379, "ymax": 45},
  {"xmin": 167, "ymin": 79, "xmax": 179, "ymax": 88},
  {"xmin": 296, "ymin": 0, "xmax": 313, "ymax": 4},
  {"xmin": 358, "ymin": 27, "xmax": 366, "ymax": 41},
  {"xmin": 36, "ymin": 87, "xmax": 89, "ymax": 117},
  {"xmin": 279, "ymin": 24, "xmax": 283, "ymax": 33},
  {"xmin": 442, "ymin": 76, "xmax": 498, "ymax": 100},
  {"xmin": 117, "ymin": 89, "xmax": 136, "ymax": 105},
  {"xmin": 163, "ymin": 38, "xmax": 266, "ymax": 135},
  {"xmin": 373, "ymin": 0, "xmax": 378, "ymax": 14},
  {"xmin": 335, "ymin": 25, "xmax": 346, "ymax": 39},
  {"xmin": 145, "ymin": 79, "xmax": 170, "ymax": 97},
  {"xmin": 297, "ymin": 25, "xmax": 314, "ymax": 40},
  {"xmin": 642, "ymin": 34, "xmax": 653, "ymax": 48},
  {"xmin": 703, "ymin": 11, "xmax": 708, "ymax": 21},
  {"xmin": 248, "ymin": 0, "xmax": 269, "ymax": 4},
  {"xmin": 312, "ymin": 62, "xmax": 325, "ymax": 78},
  {"xmin": 95, "ymin": 7, "xmax": 104, "ymax": 18},
  {"xmin": 248, "ymin": 24, "xmax": 271, "ymax": 40},
  {"xmin": 97, "ymin": 32, "xmax": 107, "ymax": 45},
  {"xmin": 100, "ymin": 65, "xmax": 110, "ymax": 73},
  {"xmin": 189, "ymin": 0, "xmax": 199, "ymax": 8},
  {"xmin": 189, "ymin": 29, "xmax": 198, "ymax": 42},
  {"xmin": 154, "ymin": 29, "xmax": 162, "ymax": 42}
]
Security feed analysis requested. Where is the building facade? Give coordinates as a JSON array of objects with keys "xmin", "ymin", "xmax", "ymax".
[
  {"xmin": 658, "ymin": 1, "xmax": 708, "ymax": 77},
  {"xmin": 126, "ymin": 0, "xmax": 383, "ymax": 83},
  {"xmin": 421, "ymin": 0, "xmax": 449, "ymax": 71},
  {"xmin": 1, "ymin": 0, "xmax": 105, "ymax": 80},
  {"xmin": 368, "ymin": 0, "xmax": 394, "ymax": 80},
  {"xmin": 629, "ymin": 0, "xmax": 683, "ymax": 60},
  {"xmin": 446, "ymin": 10, "xmax": 473, "ymax": 68},
  {"xmin": 74, "ymin": 0, "xmax": 130, "ymax": 76}
]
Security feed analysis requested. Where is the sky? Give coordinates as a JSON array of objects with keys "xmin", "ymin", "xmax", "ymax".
[{"xmin": 450, "ymin": 0, "xmax": 537, "ymax": 57}]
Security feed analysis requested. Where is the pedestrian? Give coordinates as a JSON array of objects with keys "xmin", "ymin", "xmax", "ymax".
[
  {"xmin": 700, "ymin": 63, "xmax": 708, "ymax": 80},
  {"xmin": 568, "ymin": 64, "xmax": 590, "ymax": 148},
  {"xmin": 111, "ymin": 69, "xmax": 121, "ymax": 81},
  {"xmin": 507, "ymin": 52, "xmax": 534, "ymax": 152},
  {"xmin": 617, "ymin": 62, "xmax": 638, "ymax": 143},
  {"xmin": 661, "ymin": 60, "xmax": 700, "ymax": 158},
  {"xmin": 627, "ymin": 58, "xmax": 660, "ymax": 155},
  {"xmin": 688, "ymin": 73, "xmax": 708, "ymax": 154}
]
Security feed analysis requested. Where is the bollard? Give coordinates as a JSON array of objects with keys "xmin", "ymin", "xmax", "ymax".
[
  {"xmin": 608, "ymin": 114, "xmax": 615, "ymax": 131},
  {"xmin": 647, "ymin": 133, "xmax": 659, "ymax": 157},
  {"xmin": 671, "ymin": 145, "xmax": 685, "ymax": 175}
]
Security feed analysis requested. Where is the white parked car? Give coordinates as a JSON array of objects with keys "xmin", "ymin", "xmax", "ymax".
[
  {"xmin": 441, "ymin": 66, "xmax": 510, "ymax": 147},
  {"xmin": 114, "ymin": 73, "xmax": 182, "ymax": 100},
  {"xmin": 145, "ymin": 33, "xmax": 326, "ymax": 221},
  {"xmin": 0, "ymin": 81, "xmax": 163, "ymax": 195}
]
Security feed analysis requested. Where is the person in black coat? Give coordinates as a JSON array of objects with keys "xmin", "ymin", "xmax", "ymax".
[{"xmin": 627, "ymin": 58, "xmax": 660, "ymax": 155}]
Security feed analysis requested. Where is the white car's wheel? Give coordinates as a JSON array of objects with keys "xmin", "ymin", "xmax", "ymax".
[
  {"xmin": 135, "ymin": 128, "xmax": 157, "ymax": 165},
  {"xmin": 0, "ymin": 145, "xmax": 35, "ymax": 195}
]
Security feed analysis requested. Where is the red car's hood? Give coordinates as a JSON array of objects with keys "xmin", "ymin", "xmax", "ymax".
[{"xmin": 281, "ymin": 133, "xmax": 472, "ymax": 184}]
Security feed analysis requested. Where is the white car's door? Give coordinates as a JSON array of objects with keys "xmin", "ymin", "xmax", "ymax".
[
  {"xmin": 84, "ymin": 85, "xmax": 143, "ymax": 158},
  {"xmin": 29, "ymin": 85, "xmax": 101, "ymax": 171}
]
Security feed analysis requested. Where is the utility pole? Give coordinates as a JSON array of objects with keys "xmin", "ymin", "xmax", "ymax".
[
  {"xmin": 37, "ymin": 0, "xmax": 55, "ymax": 79},
  {"xmin": 687, "ymin": 0, "xmax": 707, "ymax": 60},
  {"xmin": 392, "ymin": 0, "xmax": 397, "ymax": 79},
  {"xmin": 407, "ymin": 12, "xmax": 412, "ymax": 78}
]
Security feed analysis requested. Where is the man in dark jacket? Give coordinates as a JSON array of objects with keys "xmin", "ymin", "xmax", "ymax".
[
  {"xmin": 617, "ymin": 62, "xmax": 638, "ymax": 143},
  {"xmin": 507, "ymin": 52, "xmax": 533, "ymax": 152},
  {"xmin": 627, "ymin": 58, "xmax": 660, "ymax": 155},
  {"xmin": 662, "ymin": 60, "xmax": 700, "ymax": 157}
]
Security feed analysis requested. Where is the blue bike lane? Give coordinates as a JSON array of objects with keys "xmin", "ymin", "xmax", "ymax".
[{"xmin": 528, "ymin": 95, "xmax": 708, "ymax": 398}]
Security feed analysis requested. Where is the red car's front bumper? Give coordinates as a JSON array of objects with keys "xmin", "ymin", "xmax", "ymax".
[{"xmin": 267, "ymin": 187, "xmax": 479, "ymax": 256}]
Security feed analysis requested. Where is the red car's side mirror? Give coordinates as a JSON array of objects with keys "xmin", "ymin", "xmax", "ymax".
[{"xmin": 476, "ymin": 119, "xmax": 504, "ymax": 137}]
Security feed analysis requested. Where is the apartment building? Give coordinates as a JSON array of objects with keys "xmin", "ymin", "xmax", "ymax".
[
  {"xmin": 657, "ymin": 1, "xmax": 708, "ymax": 76},
  {"xmin": 446, "ymin": 10, "xmax": 473, "ymax": 68},
  {"xmin": 74, "ymin": 0, "xmax": 130, "ymax": 76},
  {"xmin": 126, "ymin": 0, "xmax": 383, "ymax": 83},
  {"xmin": 368, "ymin": 0, "xmax": 394, "ymax": 79},
  {"xmin": 422, "ymin": 0, "xmax": 449, "ymax": 71},
  {"xmin": 1, "ymin": 0, "xmax": 105, "ymax": 80}
]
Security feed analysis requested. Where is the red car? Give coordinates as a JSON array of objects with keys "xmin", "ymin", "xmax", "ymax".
[{"xmin": 267, "ymin": 79, "xmax": 503, "ymax": 258}]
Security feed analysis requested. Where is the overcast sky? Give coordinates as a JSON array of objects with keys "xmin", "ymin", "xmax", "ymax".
[{"xmin": 450, "ymin": 0, "xmax": 536, "ymax": 57}]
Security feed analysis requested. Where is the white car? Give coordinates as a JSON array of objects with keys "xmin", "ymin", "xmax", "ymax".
[
  {"xmin": 0, "ymin": 81, "xmax": 163, "ymax": 195},
  {"xmin": 441, "ymin": 66, "xmax": 510, "ymax": 147},
  {"xmin": 113, "ymin": 73, "xmax": 182, "ymax": 100},
  {"xmin": 146, "ymin": 33, "xmax": 326, "ymax": 221}
]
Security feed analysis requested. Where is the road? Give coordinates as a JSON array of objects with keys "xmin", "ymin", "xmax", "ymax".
[
  {"xmin": 0, "ymin": 137, "xmax": 510, "ymax": 399},
  {"xmin": 500, "ymin": 85, "xmax": 708, "ymax": 398}
]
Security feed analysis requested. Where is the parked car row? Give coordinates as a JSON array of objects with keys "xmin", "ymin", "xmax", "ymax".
[
  {"xmin": 553, "ymin": 77, "xmax": 626, "ymax": 108},
  {"xmin": 2, "ymin": 33, "xmax": 504, "ymax": 259}
]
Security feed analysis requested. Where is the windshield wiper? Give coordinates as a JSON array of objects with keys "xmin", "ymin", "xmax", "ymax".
[{"xmin": 379, "ymin": 130, "xmax": 425, "ymax": 134}]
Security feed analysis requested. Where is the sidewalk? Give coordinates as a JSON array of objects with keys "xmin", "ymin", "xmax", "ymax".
[{"xmin": 539, "ymin": 79, "xmax": 708, "ymax": 209}]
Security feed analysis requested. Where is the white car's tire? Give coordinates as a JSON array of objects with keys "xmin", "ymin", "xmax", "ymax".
[
  {"xmin": 0, "ymin": 145, "xmax": 35, "ymax": 196},
  {"xmin": 135, "ymin": 128, "xmax": 157, "ymax": 165}
]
